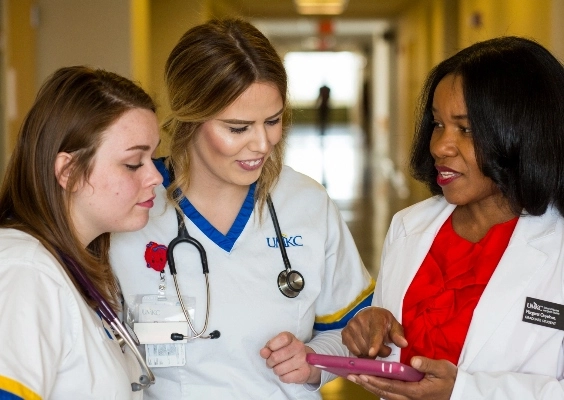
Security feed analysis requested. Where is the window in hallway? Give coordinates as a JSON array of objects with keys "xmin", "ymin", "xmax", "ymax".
[
  {"xmin": 283, "ymin": 51, "xmax": 367, "ymax": 202},
  {"xmin": 284, "ymin": 51, "xmax": 363, "ymax": 108},
  {"xmin": 283, "ymin": 51, "xmax": 374, "ymax": 277}
]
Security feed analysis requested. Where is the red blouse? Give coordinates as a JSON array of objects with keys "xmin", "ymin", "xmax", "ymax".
[{"xmin": 400, "ymin": 215, "xmax": 518, "ymax": 365}]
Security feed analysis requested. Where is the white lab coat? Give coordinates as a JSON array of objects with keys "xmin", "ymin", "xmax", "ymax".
[{"xmin": 375, "ymin": 196, "xmax": 564, "ymax": 399}]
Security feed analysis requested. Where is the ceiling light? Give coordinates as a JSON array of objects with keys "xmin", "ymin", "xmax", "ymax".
[{"xmin": 294, "ymin": 0, "xmax": 349, "ymax": 15}]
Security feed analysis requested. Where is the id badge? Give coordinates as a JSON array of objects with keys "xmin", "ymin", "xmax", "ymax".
[
  {"xmin": 145, "ymin": 342, "xmax": 186, "ymax": 368},
  {"xmin": 128, "ymin": 294, "xmax": 196, "ymax": 368}
]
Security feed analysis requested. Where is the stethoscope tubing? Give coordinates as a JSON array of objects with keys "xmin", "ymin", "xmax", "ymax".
[
  {"xmin": 58, "ymin": 252, "xmax": 155, "ymax": 391},
  {"xmin": 109, "ymin": 318, "xmax": 155, "ymax": 390},
  {"xmin": 171, "ymin": 272, "xmax": 212, "ymax": 339},
  {"xmin": 167, "ymin": 192, "xmax": 305, "ymax": 339},
  {"xmin": 266, "ymin": 195, "xmax": 292, "ymax": 272},
  {"xmin": 168, "ymin": 206, "xmax": 214, "ymax": 339}
]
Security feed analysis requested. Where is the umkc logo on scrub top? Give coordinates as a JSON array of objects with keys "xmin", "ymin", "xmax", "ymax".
[{"xmin": 267, "ymin": 233, "xmax": 303, "ymax": 248}]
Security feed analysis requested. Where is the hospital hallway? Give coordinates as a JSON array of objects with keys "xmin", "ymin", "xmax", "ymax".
[{"xmin": 285, "ymin": 122, "xmax": 379, "ymax": 400}]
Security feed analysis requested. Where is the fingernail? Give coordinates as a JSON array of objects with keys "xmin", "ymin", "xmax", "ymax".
[
  {"xmin": 360, "ymin": 375, "xmax": 369, "ymax": 382},
  {"xmin": 347, "ymin": 376, "xmax": 357, "ymax": 384},
  {"xmin": 411, "ymin": 358, "xmax": 421, "ymax": 369}
]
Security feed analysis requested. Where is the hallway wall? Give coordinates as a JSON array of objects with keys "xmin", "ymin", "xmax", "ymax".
[
  {"xmin": 459, "ymin": 0, "xmax": 551, "ymax": 49},
  {"xmin": 35, "ymin": 0, "xmax": 132, "ymax": 87},
  {"xmin": 3, "ymin": 0, "xmax": 564, "ymax": 212},
  {"xmin": 391, "ymin": 0, "xmax": 559, "ymax": 208},
  {"xmin": 148, "ymin": 0, "xmax": 208, "ymax": 117},
  {"xmin": 2, "ymin": 0, "xmax": 153, "ymax": 166},
  {"xmin": 4, "ymin": 0, "xmax": 36, "ymax": 167}
]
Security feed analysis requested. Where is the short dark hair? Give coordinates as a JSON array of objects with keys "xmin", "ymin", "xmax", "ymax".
[{"xmin": 410, "ymin": 36, "xmax": 564, "ymax": 216}]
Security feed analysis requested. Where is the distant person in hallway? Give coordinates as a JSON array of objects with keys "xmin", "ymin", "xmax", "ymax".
[
  {"xmin": 316, "ymin": 84, "xmax": 331, "ymax": 135},
  {"xmin": 341, "ymin": 36, "xmax": 564, "ymax": 399},
  {"xmin": 361, "ymin": 78, "xmax": 372, "ymax": 148},
  {"xmin": 109, "ymin": 18, "xmax": 375, "ymax": 400},
  {"xmin": 0, "ymin": 66, "xmax": 162, "ymax": 399}
]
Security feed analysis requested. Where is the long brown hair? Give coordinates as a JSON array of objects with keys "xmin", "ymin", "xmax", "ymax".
[
  {"xmin": 163, "ymin": 18, "xmax": 290, "ymax": 219},
  {"xmin": 0, "ymin": 66, "xmax": 156, "ymax": 310}
]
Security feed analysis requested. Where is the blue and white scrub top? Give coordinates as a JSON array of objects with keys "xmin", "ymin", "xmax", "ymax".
[{"xmin": 110, "ymin": 161, "xmax": 375, "ymax": 400}]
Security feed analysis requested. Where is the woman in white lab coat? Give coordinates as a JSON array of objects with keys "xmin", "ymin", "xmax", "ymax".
[{"xmin": 341, "ymin": 36, "xmax": 564, "ymax": 399}]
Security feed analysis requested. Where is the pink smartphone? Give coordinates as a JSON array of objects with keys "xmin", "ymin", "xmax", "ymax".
[{"xmin": 306, "ymin": 353, "xmax": 424, "ymax": 382}]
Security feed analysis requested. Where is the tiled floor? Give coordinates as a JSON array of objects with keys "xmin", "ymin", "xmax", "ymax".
[{"xmin": 285, "ymin": 123, "xmax": 378, "ymax": 400}]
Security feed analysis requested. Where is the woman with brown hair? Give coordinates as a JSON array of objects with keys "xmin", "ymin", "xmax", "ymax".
[
  {"xmin": 0, "ymin": 66, "xmax": 162, "ymax": 399},
  {"xmin": 110, "ymin": 18, "xmax": 374, "ymax": 399}
]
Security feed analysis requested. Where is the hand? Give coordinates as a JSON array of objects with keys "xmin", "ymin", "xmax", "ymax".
[
  {"xmin": 259, "ymin": 331, "xmax": 321, "ymax": 385},
  {"xmin": 342, "ymin": 307, "xmax": 407, "ymax": 358},
  {"xmin": 348, "ymin": 357, "xmax": 457, "ymax": 400}
]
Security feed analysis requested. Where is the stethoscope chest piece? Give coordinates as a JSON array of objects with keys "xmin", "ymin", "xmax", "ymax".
[
  {"xmin": 278, "ymin": 269, "xmax": 305, "ymax": 298},
  {"xmin": 267, "ymin": 194, "xmax": 305, "ymax": 298}
]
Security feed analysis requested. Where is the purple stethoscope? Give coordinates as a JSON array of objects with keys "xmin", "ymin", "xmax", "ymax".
[{"xmin": 59, "ymin": 252, "xmax": 155, "ymax": 391}]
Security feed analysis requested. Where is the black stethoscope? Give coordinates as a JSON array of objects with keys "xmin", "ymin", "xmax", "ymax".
[
  {"xmin": 266, "ymin": 195, "xmax": 306, "ymax": 298},
  {"xmin": 168, "ymin": 194, "xmax": 305, "ymax": 342},
  {"xmin": 59, "ymin": 252, "xmax": 155, "ymax": 391}
]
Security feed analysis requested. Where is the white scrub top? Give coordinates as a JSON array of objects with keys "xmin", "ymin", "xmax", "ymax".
[
  {"xmin": 0, "ymin": 228, "xmax": 143, "ymax": 400},
  {"xmin": 110, "ymin": 162, "xmax": 375, "ymax": 400}
]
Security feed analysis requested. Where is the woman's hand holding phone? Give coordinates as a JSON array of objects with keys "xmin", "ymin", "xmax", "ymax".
[
  {"xmin": 305, "ymin": 354, "xmax": 424, "ymax": 382},
  {"xmin": 349, "ymin": 357, "xmax": 457, "ymax": 400}
]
